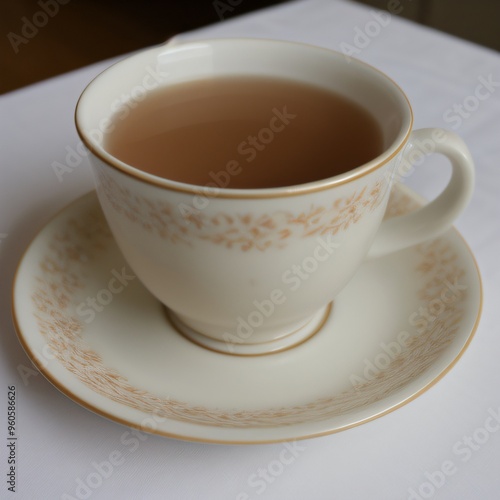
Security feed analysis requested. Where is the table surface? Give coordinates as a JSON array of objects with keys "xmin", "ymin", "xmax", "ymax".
[{"xmin": 1, "ymin": 0, "xmax": 499, "ymax": 498}]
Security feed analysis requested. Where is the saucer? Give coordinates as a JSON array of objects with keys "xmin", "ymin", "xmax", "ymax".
[{"xmin": 12, "ymin": 184, "xmax": 482, "ymax": 444}]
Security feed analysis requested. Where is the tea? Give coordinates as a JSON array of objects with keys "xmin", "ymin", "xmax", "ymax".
[{"xmin": 105, "ymin": 76, "xmax": 383, "ymax": 189}]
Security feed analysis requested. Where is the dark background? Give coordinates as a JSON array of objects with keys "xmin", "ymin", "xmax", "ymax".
[{"xmin": 1, "ymin": 0, "xmax": 499, "ymax": 94}]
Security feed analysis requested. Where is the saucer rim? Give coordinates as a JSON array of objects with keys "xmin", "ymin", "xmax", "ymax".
[{"xmin": 11, "ymin": 184, "xmax": 483, "ymax": 444}]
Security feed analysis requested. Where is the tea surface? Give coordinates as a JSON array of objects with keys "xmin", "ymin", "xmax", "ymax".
[{"xmin": 105, "ymin": 76, "xmax": 384, "ymax": 189}]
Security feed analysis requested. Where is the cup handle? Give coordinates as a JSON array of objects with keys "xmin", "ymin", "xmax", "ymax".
[{"xmin": 367, "ymin": 128, "xmax": 474, "ymax": 258}]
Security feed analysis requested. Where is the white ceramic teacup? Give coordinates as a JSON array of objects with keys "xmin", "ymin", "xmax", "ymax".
[{"xmin": 75, "ymin": 39, "xmax": 474, "ymax": 355}]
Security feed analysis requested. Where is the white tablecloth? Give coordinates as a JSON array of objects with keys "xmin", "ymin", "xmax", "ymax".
[{"xmin": 1, "ymin": 1, "xmax": 499, "ymax": 498}]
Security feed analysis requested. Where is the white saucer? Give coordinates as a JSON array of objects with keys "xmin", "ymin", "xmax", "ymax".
[{"xmin": 12, "ymin": 184, "xmax": 482, "ymax": 444}]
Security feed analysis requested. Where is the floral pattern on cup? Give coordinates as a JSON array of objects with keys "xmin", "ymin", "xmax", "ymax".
[{"xmin": 95, "ymin": 168, "xmax": 387, "ymax": 251}]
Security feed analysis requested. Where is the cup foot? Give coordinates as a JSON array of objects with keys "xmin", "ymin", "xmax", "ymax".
[{"xmin": 165, "ymin": 304, "xmax": 333, "ymax": 356}]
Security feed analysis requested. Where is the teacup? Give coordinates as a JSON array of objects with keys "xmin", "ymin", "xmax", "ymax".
[{"xmin": 75, "ymin": 39, "xmax": 474, "ymax": 355}]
